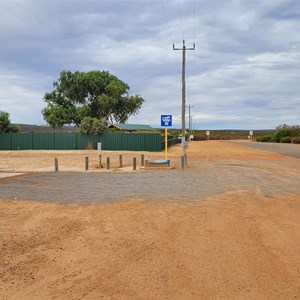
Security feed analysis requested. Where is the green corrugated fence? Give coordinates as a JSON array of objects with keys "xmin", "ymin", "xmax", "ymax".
[
  {"xmin": 0, "ymin": 132, "xmax": 164, "ymax": 152},
  {"xmin": 161, "ymin": 136, "xmax": 181, "ymax": 150}
]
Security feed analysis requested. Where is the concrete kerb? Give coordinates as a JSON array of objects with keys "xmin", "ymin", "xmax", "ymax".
[{"xmin": 0, "ymin": 173, "xmax": 25, "ymax": 178}]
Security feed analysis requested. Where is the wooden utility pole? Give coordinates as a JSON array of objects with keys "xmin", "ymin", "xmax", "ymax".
[{"xmin": 173, "ymin": 40, "xmax": 195, "ymax": 167}]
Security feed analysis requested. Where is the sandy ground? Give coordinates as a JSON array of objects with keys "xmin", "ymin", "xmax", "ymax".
[
  {"xmin": 0, "ymin": 148, "xmax": 179, "ymax": 173},
  {"xmin": 0, "ymin": 141, "xmax": 300, "ymax": 299}
]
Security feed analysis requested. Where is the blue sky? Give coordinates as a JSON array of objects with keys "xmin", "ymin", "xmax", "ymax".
[{"xmin": 0, "ymin": 0, "xmax": 299, "ymax": 130}]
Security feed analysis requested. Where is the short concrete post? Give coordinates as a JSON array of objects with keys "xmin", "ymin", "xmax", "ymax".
[
  {"xmin": 184, "ymin": 154, "xmax": 188, "ymax": 167},
  {"xmin": 133, "ymin": 157, "xmax": 137, "ymax": 171},
  {"xmin": 85, "ymin": 156, "xmax": 89, "ymax": 171},
  {"xmin": 119, "ymin": 155, "xmax": 123, "ymax": 168},
  {"xmin": 98, "ymin": 155, "xmax": 102, "ymax": 168},
  {"xmin": 141, "ymin": 154, "xmax": 145, "ymax": 167},
  {"xmin": 54, "ymin": 157, "xmax": 58, "ymax": 172},
  {"xmin": 106, "ymin": 157, "xmax": 110, "ymax": 170}
]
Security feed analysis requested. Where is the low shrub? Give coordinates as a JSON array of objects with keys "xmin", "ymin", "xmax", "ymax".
[
  {"xmin": 280, "ymin": 136, "xmax": 291, "ymax": 143},
  {"xmin": 272, "ymin": 128, "xmax": 291, "ymax": 143},
  {"xmin": 193, "ymin": 134, "xmax": 206, "ymax": 141},
  {"xmin": 255, "ymin": 125, "xmax": 299, "ymax": 143},
  {"xmin": 211, "ymin": 134, "xmax": 221, "ymax": 140},
  {"xmin": 256, "ymin": 134, "xmax": 273, "ymax": 142},
  {"xmin": 291, "ymin": 127, "xmax": 300, "ymax": 137},
  {"xmin": 220, "ymin": 135, "xmax": 235, "ymax": 140},
  {"xmin": 292, "ymin": 136, "xmax": 300, "ymax": 144}
]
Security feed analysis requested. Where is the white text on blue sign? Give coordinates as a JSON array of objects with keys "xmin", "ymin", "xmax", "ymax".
[{"xmin": 161, "ymin": 115, "xmax": 172, "ymax": 127}]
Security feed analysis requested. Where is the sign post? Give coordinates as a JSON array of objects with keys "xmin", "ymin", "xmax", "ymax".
[
  {"xmin": 161, "ymin": 115, "xmax": 172, "ymax": 159},
  {"xmin": 249, "ymin": 130, "xmax": 253, "ymax": 141},
  {"xmin": 206, "ymin": 130, "xmax": 210, "ymax": 141}
]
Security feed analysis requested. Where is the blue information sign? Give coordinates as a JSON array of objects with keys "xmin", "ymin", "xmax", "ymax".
[{"xmin": 161, "ymin": 115, "xmax": 172, "ymax": 127}]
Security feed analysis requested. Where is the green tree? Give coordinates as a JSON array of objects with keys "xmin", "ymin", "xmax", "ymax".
[
  {"xmin": 42, "ymin": 70, "xmax": 144, "ymax": 129},
  {"xmin": 79, "ymin": 117, "xmax": 107, "ymax": 134},
  {"xmin": 0, "ymin": 111, "xmax": 20, "ymax": 133}
]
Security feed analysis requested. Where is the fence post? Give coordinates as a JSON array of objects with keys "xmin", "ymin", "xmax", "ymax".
[
  {"xmin": 133, "ymin": 157, "xmax": 137, "ymax": 171},
  {"xmin": 85, "ymin": 156, "xmax": 89, "ymax": 171},
  {"xmin": 119, "ymin": 155, "xmax": 123, "ymax": 168},
  {"xmin": 54, "ymin": 158, "xmax": 58, "ymax": 172},
  {"xmin": 106, "ymin": 157, "xmax": 110, "ymax": 170},
  {"xmin": 141, "ymin": 154, "xmax": 145, "ymax": 167},
  {"xmin": 98, "ymin": 155, "xmax": 102, "ymax": 168}
]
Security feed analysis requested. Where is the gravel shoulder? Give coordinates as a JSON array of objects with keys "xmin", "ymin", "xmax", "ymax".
[
  {"xmin": 228, "ymin": 140, "xmax": 300, "ymax": 159},
  {"xmin": 1, "ymin": 158, "xmax": 300, "ymax": 204}
]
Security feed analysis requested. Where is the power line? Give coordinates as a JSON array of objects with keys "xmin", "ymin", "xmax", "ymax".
[
  {"xmin": 192, "ymin": 0, "xmax": 196, "ymax": 109},
  {"xmin": 187, "ymin": 104, "xmax": 194, "ymax": 136},
  {"xmin": 160, "ymin": 0, "xmax": 180, "ymax": 74},
  {"xmin": 190, "ymin": 0, "xmax": 196, "ymax": 123},
  {"xmin": 193, "ymin": 0, "xmax": 195, "ymax": 42},
  {"xmin": 162, "ymin": 0, "xmax": 197, "ymax": 137},
  {"xmin": 177, "ymin": 0, "xmax": 185, "ymax": 40},
  {"xmin": 160, "ymin": 0, "xmax": 175, "ymax": 46}
]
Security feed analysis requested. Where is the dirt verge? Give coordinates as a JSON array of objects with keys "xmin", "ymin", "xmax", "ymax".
[{"xmin": 0, "ymin": 141, "xmax": 300, "ymax": 299}]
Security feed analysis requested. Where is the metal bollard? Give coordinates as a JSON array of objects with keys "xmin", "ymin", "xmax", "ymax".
[
  {"xmin": 184, "ymin": 154, "xmax": 188, "ymax": 167},
  {"xmin": 85, "ymin": 156, "xmax": 89, "ymax": 171},
  {"xmin": 106, "ymin": 157, "xmax": 110, "ymax": 170},
  {"xmin": 98, "ymin": 154, "xmax": 102, "ymax": 168},
  {"xmin": 54, "ymin": 157, "xmax": 58, "ymax": 172},
  {"xmin": 133, "ymin": 157, "xmax": 137, "ymax": 171}
]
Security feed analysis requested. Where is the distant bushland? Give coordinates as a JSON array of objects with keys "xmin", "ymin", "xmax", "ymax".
[
  {"xmin": 160, "ymin": 126, "xmax": 300, "ymax": 144},
  {"xmin": 160, "ymin": 129, "xmax": 273, "ymax": 141},
  {"xmin": 193, "ymin": 130, "xmax": 250, "ymax": 140},
  {"xmin": 256, "ymin": 124, "xmax": 300, "ymax": 144}
]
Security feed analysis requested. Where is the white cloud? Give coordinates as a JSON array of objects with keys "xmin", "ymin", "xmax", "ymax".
[
  {"xmin": 247, "ymin": 52, "xmax": 300, "ymax": 64},
  {"xmin": 0, "ymin": 70, "xmax": 51, "ymax": 124},
  {"xmin": 0, "ymin": 0, "xmax": 300, "ymax": 129}
]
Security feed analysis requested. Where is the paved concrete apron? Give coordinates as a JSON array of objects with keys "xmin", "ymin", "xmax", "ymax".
[{"xmin": 0, "ymin": 173, "xmax": 24, "ymax": 178}]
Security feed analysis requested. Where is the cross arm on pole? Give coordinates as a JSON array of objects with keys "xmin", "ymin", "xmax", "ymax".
[
  {"xmin": 173, "ymin": 40, "xmax": 195, "ymax": 51},
  {"xmin": 187, "ymin": 43, "xmax": 196, "ymax": 50}
]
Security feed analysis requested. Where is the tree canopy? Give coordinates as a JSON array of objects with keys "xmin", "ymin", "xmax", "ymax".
[
  {"xmin": 42, "ymin": 70, "xmax": 144, "ymax": 133},
  {"xmin": 0, "ymin": 111, "xmax": 20, "ymax": 133}
]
